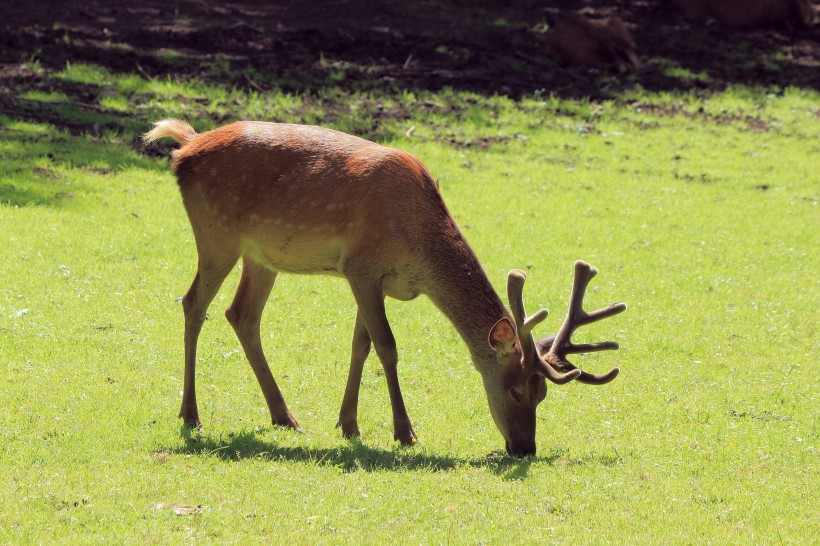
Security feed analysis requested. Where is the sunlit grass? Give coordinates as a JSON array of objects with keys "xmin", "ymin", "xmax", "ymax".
[{"xmin": 0, "ymin": 63, "xmax": 818, "ymax": 543}]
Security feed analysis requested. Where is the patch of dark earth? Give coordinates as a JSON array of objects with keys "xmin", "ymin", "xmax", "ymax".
[{"xmin": 1, "ymin": 0, "xmax": 817, "ymax": 136}]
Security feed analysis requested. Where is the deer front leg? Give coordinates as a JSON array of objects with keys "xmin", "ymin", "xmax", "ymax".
[
  {"xmin": 338, "ymin": 310, "xmax": 371, "ymax": 438},
  {"xmin": 347, "ymin": 278, "xmax": 417, "ymax": 446}
]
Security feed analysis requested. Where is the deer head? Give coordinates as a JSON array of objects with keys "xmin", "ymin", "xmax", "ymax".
[{"xmin": 487, "ymin": 260, "xmax": 627, "ymax": 456}]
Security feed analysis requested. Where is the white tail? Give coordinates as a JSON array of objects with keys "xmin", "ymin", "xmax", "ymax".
[
  {"xmin": 143, "ymin": 118, "xmax": 197, "ymax": 146},
  {"xmin": 143, "ymin": 119, "xmax": 626, "ymax": 456}
]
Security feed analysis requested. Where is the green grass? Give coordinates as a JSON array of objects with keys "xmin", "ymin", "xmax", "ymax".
[{"xmin": 0, "ymin": 66, "xmax": 818, "ymax": 543}]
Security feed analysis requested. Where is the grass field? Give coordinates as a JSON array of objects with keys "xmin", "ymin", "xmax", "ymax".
[{"xmin": 0, "ymin": 64, "xmax": 818, "ymax": 543}]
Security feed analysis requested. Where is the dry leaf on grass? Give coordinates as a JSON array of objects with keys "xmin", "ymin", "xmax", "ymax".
[{"xmin": 155, "ymin": 503, "xmax": 203, "ymax": 516}]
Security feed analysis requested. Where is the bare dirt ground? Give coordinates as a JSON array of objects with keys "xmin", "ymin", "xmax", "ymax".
[{"xmin": 0, "ymin": 1, "xmax": 817, "ymax": 118}]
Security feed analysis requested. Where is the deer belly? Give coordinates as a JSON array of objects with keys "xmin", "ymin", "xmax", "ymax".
[{"xmin": 240, "ymin": 236, "xmax": 343, "ymax": 275}]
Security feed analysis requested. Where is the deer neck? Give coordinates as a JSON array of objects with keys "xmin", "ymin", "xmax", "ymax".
[{"xmin": 422, "ymin": 229, "xmax": 509, "ymax": 373}]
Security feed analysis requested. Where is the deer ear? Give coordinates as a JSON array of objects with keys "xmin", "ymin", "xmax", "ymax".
[{"xmin": 488, "ymin": 317, "xmax": 519, "ymax": 356}]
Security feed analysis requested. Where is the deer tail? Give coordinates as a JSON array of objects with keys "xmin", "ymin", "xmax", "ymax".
[{"xmin": 143, "ymin": 119, "xmax": 198, "ymax": 146}]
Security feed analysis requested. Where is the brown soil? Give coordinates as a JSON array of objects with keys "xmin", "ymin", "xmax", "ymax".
[{"xmin": 1, "ymin": 1, "xmax": 818, "ymax": 104}]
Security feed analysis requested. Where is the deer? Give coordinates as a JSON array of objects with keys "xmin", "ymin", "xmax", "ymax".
[
  {"xmin": 142, "ymin": 118, "xmax": 627, "ymax": 456},
  {"xmin": 546, "ymin": 12, "xmax": 639, "ymax": 72},
  {"xmin": 675, "ymin": 0, "xmax": 816, "ymax": 28}
]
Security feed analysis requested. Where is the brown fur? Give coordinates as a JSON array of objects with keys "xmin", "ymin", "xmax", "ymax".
[
  {"xmin": 143, "ymin": 119, "xmax": 626, "ymax": 456},
  {"xmin": 547, "ymin": 14, "xmax": 639, "ymax": 72},
  {"xmin": 676, "ymin": 0, "xmax": 817, "ymax": 28}
]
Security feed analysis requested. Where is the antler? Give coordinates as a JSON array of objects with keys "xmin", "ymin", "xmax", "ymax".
[
  {"xmin": 542, "ymin": 260, "xmax": 627, "ymax": 385},
  {"xmin": 507, "ymin": 269, "xmax": 581, "ymax": 384}
]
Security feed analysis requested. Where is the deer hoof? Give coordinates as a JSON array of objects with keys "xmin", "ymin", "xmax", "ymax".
[
  {"xmin": 337, "ymin": 420, "xmax": 361, "ymax": 438},
  {"xmin": 179, "ymin": 411, "xmax": 202, "ymax": 429},
  {"xmin": 273, "ymin": 413, "xmax": 303, "ymax": 433},
  {"xmin": 394, "ymin": 426, "xmax": 418, "ymax": 447}
]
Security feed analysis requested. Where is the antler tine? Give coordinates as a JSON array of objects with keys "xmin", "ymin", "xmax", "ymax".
[
  {"xmin": 580, "ymin": 302, "xmax": 628, "ymax": 327},
  {"xmin": 537, "ymin": 335, "xmax": 619, "ymax": 354},
  {"xmin": 506, "ymin": 270, "xmax": 550, "ymax": 337},
  {"xmin": 508, "ymin": 270, "xmax": 580, "ymax": 384},
  {"xmin": 506, "ymin": 269, "xmax": 529, "ymax": 331},
  {"xmin": 543, "ymin": 260, "xmax": 626, "ymax": 385},
  {"xmin": 523, "ymin": 309, "xmax": 549, "ymax": 337}
]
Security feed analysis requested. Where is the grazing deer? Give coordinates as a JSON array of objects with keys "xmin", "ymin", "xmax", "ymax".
[
  {"xmin": 546, "ymin": 13, "xmax": 639, "ymax": 72},
  {"xmin": 143, "ymin": 119, "xmax": 627, "ymax": 456}
]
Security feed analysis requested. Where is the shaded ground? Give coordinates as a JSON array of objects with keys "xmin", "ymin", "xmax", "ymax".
[{"xmin": 0, "ymin": 0, "xmax": 818, "ymax": 126}]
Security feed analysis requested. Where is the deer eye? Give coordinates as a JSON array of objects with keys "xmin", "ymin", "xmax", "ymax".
[{"xmin": 510, "ymin": 389, "xmax": 523, "ymax": 404}]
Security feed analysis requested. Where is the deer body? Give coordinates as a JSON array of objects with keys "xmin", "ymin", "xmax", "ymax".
[
  {"xmin": 547, "ymin": 13, "xmax": 639, "ymax": 72},
  {"xmin": 144, "ymin": 119, "xmax": 626, "ymax": 456},
  {"xmin": 173, "ymin": 122, "xmax": 429, "ymax": 285}
]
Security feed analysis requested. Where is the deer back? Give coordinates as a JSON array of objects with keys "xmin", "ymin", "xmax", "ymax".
[{"xmin": 168, "ymin": 121, "xmax": 449, "ymax": 286}]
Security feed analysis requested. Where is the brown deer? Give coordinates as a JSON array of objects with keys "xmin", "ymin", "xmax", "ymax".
[
  {"xmin": 546, "ymin": 13, "xmax": 639, "ymax": 72},
  {"xmin": 675, "ymin": 0, "xmax": 816, "ymax": 28},
  {"xmin": 143, "ymin": 119, "xmax": 627, "ymax": 456}
]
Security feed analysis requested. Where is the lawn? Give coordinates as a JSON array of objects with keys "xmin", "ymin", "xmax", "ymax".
[{"xmin": 0, "ymin": 63, "xmax": 817, "ymax": 543}]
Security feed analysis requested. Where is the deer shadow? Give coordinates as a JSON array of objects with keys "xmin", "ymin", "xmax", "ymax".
[{"xmin": 158, "ymin": 426, "xmax": 592, "ymax": 480}]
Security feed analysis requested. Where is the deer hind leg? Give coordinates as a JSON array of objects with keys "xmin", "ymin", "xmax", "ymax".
[
  {"xmin": 180, "ymin": 251, "xmax": 239, "ymax": 428},
  {"xmin": 338, "ymin": 309, "xmax": 371, "ymax": 438},
  {"xmin": 225, "ymin": 257, "xmax": 302, "ymax": 431},
  {"xmin": 347, "ymin": 278, "xmax": 417, "ymax": 446}
]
